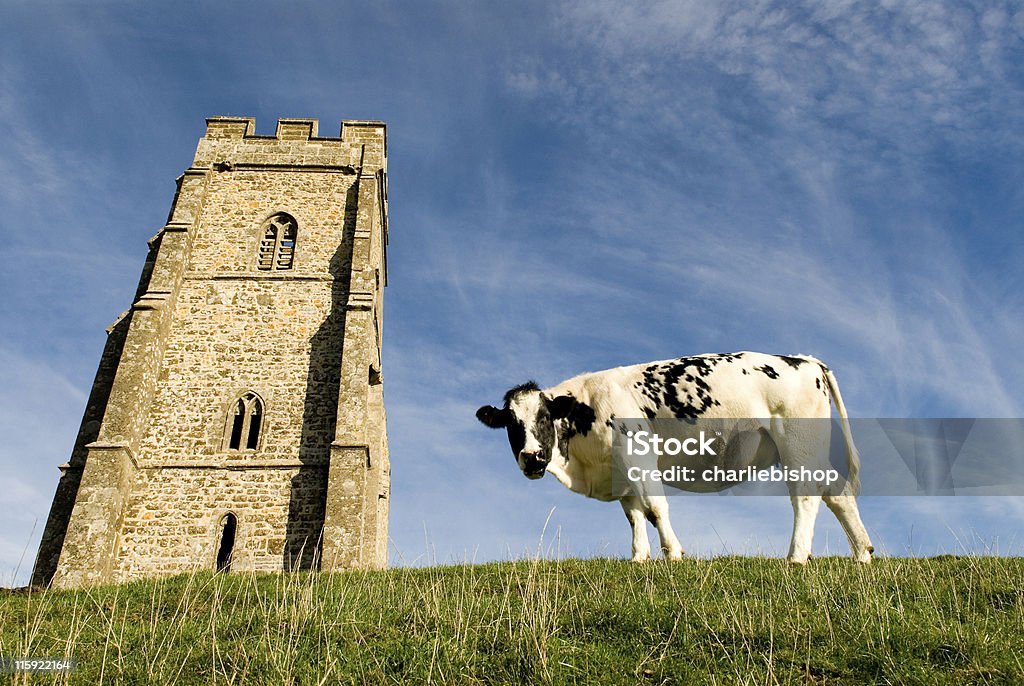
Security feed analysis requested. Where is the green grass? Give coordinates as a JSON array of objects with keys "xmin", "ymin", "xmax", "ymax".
[{"xmin": 2, "ymin": 557, "xmax": 1023, "ymax": 685}]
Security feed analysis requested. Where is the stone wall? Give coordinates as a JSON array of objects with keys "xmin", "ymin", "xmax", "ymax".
[
  {"xmin": 35, "ymin": 117, "xmax": 390, "ymax": 586},
  {"xmin": 116, "ymin": 467, "xmax": 327, "ymax": 575}
]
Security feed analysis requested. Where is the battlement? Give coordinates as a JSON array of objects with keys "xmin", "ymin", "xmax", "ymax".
[
  {"xmin": 204, "ymin": 116, "xmax": 384, "ymax": 143},
  {"xmin": 204, "ymin": 116, "xmax": 257, "ymax": 139},
  {"xmin": 195, "ymin": 117, "xmax": 386, "ymax": 171}
]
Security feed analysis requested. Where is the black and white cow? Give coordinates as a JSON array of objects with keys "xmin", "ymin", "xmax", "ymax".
[{"xmin": 476, "ymin": 352, "xmax": 874, "ymax": 564}]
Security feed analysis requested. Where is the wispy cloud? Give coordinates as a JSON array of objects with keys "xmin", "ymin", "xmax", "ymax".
[
  {"xmin": 0, "ymin": 347, "xmax": 87, "ymax": 585},
  {"xmin": 492, "ymin": 0, "xmax": 1024, "ymax": 416},
  {"xmin": 411, "ymin": 0, "xmax": 1024, "ymax": 559},
  {"xmin": 2, "ymin": 1, "xmax": 1021, "ymax": 578}
]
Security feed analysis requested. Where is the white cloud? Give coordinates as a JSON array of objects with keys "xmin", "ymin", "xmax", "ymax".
[
  {"xmin": 486, "ymin": 0, "xmax": 1024, "ymax": 417},
  {"xmin": 0, "ymin": 347, "xmax": 87, "ymax": 586},
  {"xmin": 3, "ymin": 1, "xmax": 1021, "ymax": 578},
  {"xmin": 518, "ymin": 0, "xmax": 1024, "ymax": 161}
]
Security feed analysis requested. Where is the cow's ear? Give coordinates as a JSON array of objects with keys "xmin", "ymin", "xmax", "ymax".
[
  {"xmin": 547, "ymin": 395, "xmax": 577, "ymax": 420},
  {"xmin": 476, "ymin": 405, "xmax": 509, "ymax": 428}
]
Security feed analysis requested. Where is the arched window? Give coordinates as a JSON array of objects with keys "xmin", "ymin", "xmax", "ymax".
[
  {"xmin": 216, "ymin": 513, "xmax": 237, "ymax": 572},
  {"xmin": 257, "ymin": 213, "xmax": 297, "ymax": 270},
  {"xmin": 227, "ymin": 392, "xmax": 263, "ymax": 450}
]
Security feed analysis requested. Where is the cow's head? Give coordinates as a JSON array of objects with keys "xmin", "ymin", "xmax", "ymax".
[{"xmin": 475, "ymin": 381, "xmax": 584, "ymax": 480}]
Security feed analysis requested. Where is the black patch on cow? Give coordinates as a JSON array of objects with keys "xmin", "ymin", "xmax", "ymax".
[
  {"xmin": 503, "ymin": 380, "xmax": 540, "ymax": 407},
  {"xmin": 777, "ymin": 355, "xmax": 806, "ymax": 369},
  {"xmin": 532, "ymin": 406, "xmax": 555, "ymax": 456},
  {"xmin": 742, "ymin": 368, "xmax": 748, "ymax": 375},
  {"xmin": 549, "ymin": 395, "xmax": 596, "ymax": 448},
  {"xmin": 756, "ymin": 364, "xmax": 780, "ymax": 380},
  {"xmin": 815, "ymin": 363, "xmax": 831, "ymax": 397},
  {"xmin": 506, "ymin": 419, "xmax": 527, "ymax": 456},
  {"xmin": 557, "ymin": 423, "xmax": 573, "ymax": 448},
  {"xmin": 571, "ymin": 401, "xmax": 596, "ymax": 437},
  {"xmin": 547, "ymin": 395, "xmax": 575, "ymax": 420},
  {"xmin": 635, "ymin": 355, "xmax": 721, "ymax": 420},
  {"xmin": 815, "ymin": 377, "xmax": 821, "ymax": 389},
  {"xmin": 702, "ymin": 351, "xmax": 744, "ymax": 366}
]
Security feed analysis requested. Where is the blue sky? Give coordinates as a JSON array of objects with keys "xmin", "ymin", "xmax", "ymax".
[{"xmin": 2, "ymin": 1, "xmax": 1023, "ymax": 585}]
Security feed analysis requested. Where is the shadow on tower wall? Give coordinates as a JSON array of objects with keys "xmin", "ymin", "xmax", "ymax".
[{"xmin": 284, "ymin": 182, "xmax": 359, "ymax": 571}]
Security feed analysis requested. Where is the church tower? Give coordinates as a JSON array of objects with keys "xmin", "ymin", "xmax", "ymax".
[{"xmin": 32, "ymin": 117, "xmax": 390, "ymax": 587}]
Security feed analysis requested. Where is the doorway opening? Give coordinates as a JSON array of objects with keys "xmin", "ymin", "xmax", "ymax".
[{"xmin": 216, "ymin": 513, "xmax": 237, "ymax": 572}]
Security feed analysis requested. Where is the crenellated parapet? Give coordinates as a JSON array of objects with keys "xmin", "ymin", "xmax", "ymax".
[{"xmin": 194, "ymin": 116, "xmax": 387, "ymax": 171}]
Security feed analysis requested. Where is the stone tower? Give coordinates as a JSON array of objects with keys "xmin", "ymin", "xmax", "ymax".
[{"xmin": 32, "ymin": 117, "xmax": 390, "ymax": 588}]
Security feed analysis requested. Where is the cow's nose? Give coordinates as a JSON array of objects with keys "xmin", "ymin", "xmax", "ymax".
[{"xmin": 520, "ymin": 451, "xmax": 542, "ymax": 462}]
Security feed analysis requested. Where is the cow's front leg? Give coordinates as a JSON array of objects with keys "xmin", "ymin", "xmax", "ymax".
[
  {"xmin": 620, "ymin": 496, "xmax": 651, "ymax": 562},
  {"xmin": 645, "ymin": 497, "xmax": 684, "ymax": 560}
]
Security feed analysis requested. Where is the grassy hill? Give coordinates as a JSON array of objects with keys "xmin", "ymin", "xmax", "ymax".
[{"xmin": 2, "ymin": 556, "xmax": 1022, "ymax": 685}]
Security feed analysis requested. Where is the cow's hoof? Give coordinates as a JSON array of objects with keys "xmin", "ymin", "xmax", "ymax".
[
  {"xmin": 855, "ymin": 548, "xmax": 874, "ymax": 564},
  {"xmin": 665, "ymin": 550, "xmax": 684, "ymax": 561},
  {"xmin": 786, "ymin": 555, "xmax": 811, "ymax": 566},
  {"xmin": 631, "ymin": 555, "xmax": 651, "ymax": 563}
]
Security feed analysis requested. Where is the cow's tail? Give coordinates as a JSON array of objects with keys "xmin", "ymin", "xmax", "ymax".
[{"xmin": 820, "ymin": 363, "xmax": 860, "ymax": 495}]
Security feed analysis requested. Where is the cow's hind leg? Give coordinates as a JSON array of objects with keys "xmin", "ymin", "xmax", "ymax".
[
  {"xmin": 777, "ymin": 418, "xmax": 829, "ymax": 564},
  {"xmin": 620, "ymin": 496, "xmax": 651, "ymax": 562},
  {"xmin": 823, "ymin": 494, "xmax": 874, "ymax": 563},
  {"xmin": 787, "ymin": 495, "xmax": 821, "ymax": 564},
  {"xmin": 644, "ymin": 497, "xmax": 684, "ymax": 560}
]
